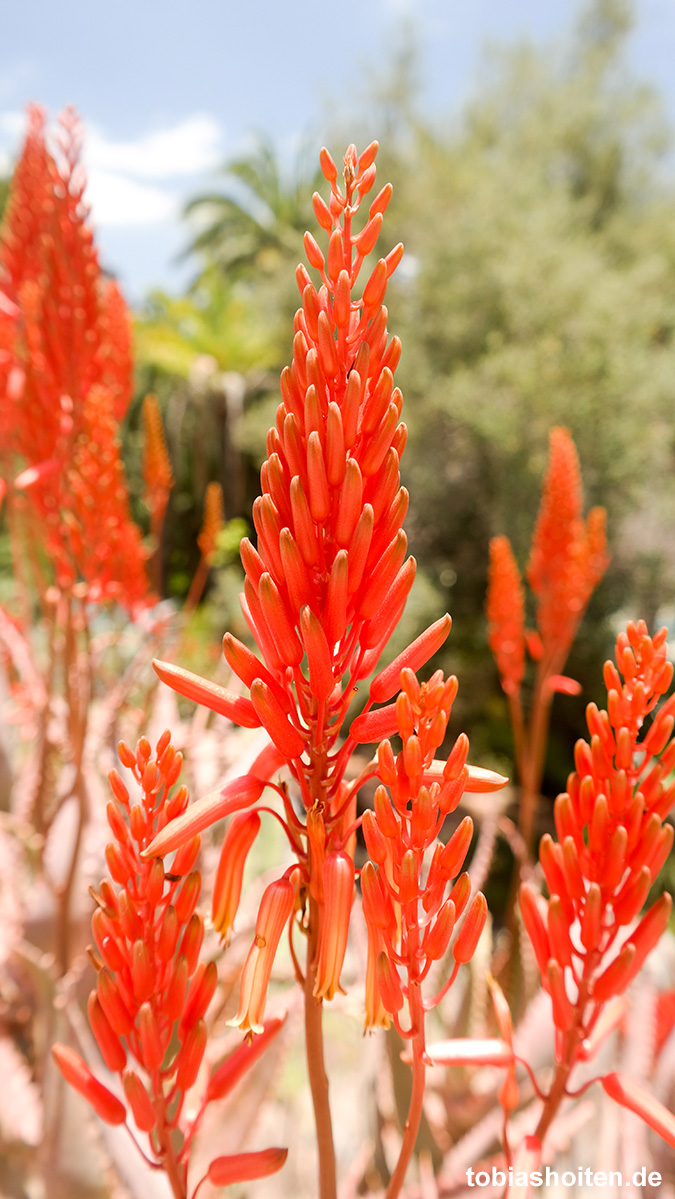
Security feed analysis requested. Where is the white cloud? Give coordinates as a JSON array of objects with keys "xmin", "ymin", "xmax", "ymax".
[
  {"xmin": 85, "ymin": 113, "xmax": 223, "ymax": 180},
  {"xmin": 85, "ymin": 169, "xmax": 177, "ymax": 227},
  {"xmin": 0, "ymin": 108, "xmax": 224, "ymax": 237}
]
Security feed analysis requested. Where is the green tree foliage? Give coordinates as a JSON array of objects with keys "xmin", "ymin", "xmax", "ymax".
[{"xmin": 378, "ymin": 0, "xmax": 675, "ymax": 750}]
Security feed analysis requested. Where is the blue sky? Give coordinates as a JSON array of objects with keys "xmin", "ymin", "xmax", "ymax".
[{"xmin": 2, "ymin": 0, "xmax": 674, "ymax": 302}]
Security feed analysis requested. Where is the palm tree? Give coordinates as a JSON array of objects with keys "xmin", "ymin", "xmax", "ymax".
[{"xmin": 183, "ymin": 135, "xmax": 324, "ymax": 281}]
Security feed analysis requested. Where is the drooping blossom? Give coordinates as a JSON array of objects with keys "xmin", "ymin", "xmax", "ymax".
[
  {"xmin": 0, "ymin": 106, "xmax": 149, "ymax": 610},
  {"xmin": 52, "ymin": 731, "xmax": 287, "ymax": 1197}
]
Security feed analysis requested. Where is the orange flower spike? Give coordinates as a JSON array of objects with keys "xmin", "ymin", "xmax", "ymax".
[
  {"xmin": 526, "ymin": 428, "xmax": 608, "ymax": 664},
  {"xmin": 230, "ymin": 876, "xmax": 296, "ymax": 1035},
  {"xmin": 314, "ymin": 851, "xmax": 355, "ymax": 1001},
  {"xmin": 486, "ymin": 535, "xmax": 525, "ymax": 697},
  {"xmin": 198, "ymin": 481, "xmax": 224, "ymax": 563},
  {"xmin": 142, "ymin": 394, "xmax": 173, "ymax": 513},
  {"xmin": 212, "ymin": 812, "xmax": 262, "ymax": 942},
  {"xmin": 1, "ymin": 109, "xmax": 150, "ymax": 609}
]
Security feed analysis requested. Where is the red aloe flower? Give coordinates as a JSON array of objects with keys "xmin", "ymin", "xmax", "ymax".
[
  {"xmin": 0, "ymin": 106, "xmax": 149, "ymax": 610},
  {"xmin": 526, "ymin": 428, "xmax": 609, "ymax": 668},
  {"xmin": 53, "ymin": 731, "xmax": 287, "ymax": 1199},
  {"xmin": 486, "ymin": 427, "xmax": 609, "ymax": 847},
  {"xmin": 145, "ymin": 142, "xmax": 510, "ymax": 1199},
  {"xmin": 517, "ymin": 620, "xmax": 675, "ymax": 1148},
  {"xmin": 361, "ymin": 661, "xmax": 507, "ymax": 1198},
  {"xmin": 146, "ymin": 143, "xmax": 412, "ymax": 1010}
]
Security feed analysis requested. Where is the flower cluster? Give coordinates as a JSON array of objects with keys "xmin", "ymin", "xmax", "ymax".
[
  {"xmin": 0, "ymin": 106, "xmax": 149, "ymax": 609},
  {"xmin": 516, "ymin": 621, "xmax": 675, "ymax": 1148},
  {"xmin": 148, "ymin": 142, "xmax": 413, "ymax": 1024},
  {"xmin": 527, "ymin": 428, "xmax": 608, "ymax": 668},
  {"xmin": 361, "ymin": 665, "xmax": 493, "ymax": 1033},
  {"xmin": 486, "ymin": 427, "xmax": 609, "ymax": 847},
  {"xmin": 52, "ymin": 731, "xmax": 287, "ymax": 1197},
  {"xmin": 521, "ymin": 621, "xmax": 674, "ymax": 1043},
  {"xmin": 487, "ymin": 427, "xmax": 608, "ymax": 697}
]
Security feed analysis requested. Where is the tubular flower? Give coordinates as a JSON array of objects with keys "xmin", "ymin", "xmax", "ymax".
[
  {"xmin": 230, "ymin": 874, "xmax": 297, "ymax": 1036},
  {"xmin": 518, "ymin": 622, "xmax": 675, "ymax": 1148},
  {"xmin": 526, "ymin": 428, "xmax": 609, "ymax": 668},
  {"xmin": 362, "ymin": 662, "xmax": 506, "ymax": 1035},
  {"xmin": 486, "ymin": 535, "xmax": 525, "ymax": 697},
  {"xmin": 0, "ymin": 106, "xmax": 149, "ymax": 610}
]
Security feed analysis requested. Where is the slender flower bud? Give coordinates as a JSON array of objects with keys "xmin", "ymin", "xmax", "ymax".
[
  {"xmin": 174, "ymin": 1018, "xmax": 207, "ymax": 1091},
  {"xmin": 207, "ymin": 1148, "xmax": 289, "ymax": 1187},
  {"xmin": 593, "ymin": 943, "xmax": 637, "ymax": 1004},
  {"xmin": 423, "ymin": 899, "xmax": 456, "ymax": 961},
  {"xmin": 87, "ymin": 994, "xmax": 126, "ymax": 1072},
  {"xmin": 138, "ymin": 1002, "xmax": 165, "ymax": 1071},
  {"xmin": 376, "ymin": 951, "xmax": 404, "ymax": 1014},
  {"xmin": 362, "ymin": 808, "xmax": 388, "ymax": 864},
  {"xmin": 439, "ymin": 816, "xmax": 473, "ymax": 880},
  {"xmin": 361, "ymin": 861, "xmax": 395, "ymax": 932},
  {"xmin": 453, "ymin": 893, "xmax": 487, "ymax": 963},
  {"xmin": 52, "ymin": 1046, "xmax": 126, "ymax": 1125},
  {"xmin": 153, "ymin": 659, "xmax": 261, "ymax": 728},
  {"xmin": 547, "ymin": 959, "xmax": 574, "ymax": 1032},
  {"xmin": 123, "ymin": 1071, "xmax": 157, "ymax": 1132}
]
